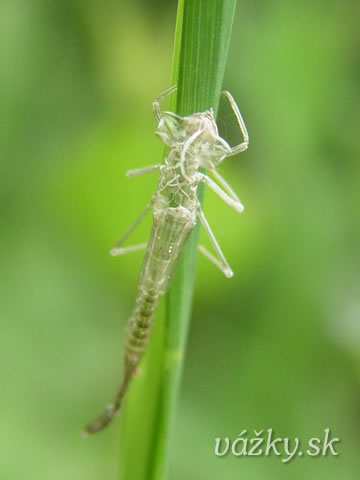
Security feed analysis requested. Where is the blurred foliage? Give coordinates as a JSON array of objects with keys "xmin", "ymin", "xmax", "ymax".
[{"xmin": 1, "ymin": 1, "xmax": 359, "ymax": 479}]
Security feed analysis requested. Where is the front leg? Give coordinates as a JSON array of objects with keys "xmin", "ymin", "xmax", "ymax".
[
  {"xmin": 220, "ymin": 90, "xmax": 249, "ymax": 156},
  {"xmin": 152, "ymin": 85, "xmax": 177, "ymax": 122}
]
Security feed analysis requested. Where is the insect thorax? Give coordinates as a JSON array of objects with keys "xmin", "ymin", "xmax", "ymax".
[
  {"xmin": 156, "ymin": 110, "xmax": 231, "ymax": 171},
  {"xmin": 153, "ymin": 150, "xmax": 196, "ymax": 210}
]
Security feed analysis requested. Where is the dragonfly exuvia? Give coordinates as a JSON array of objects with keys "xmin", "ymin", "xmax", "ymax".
[{"xmin": 84, "ymin": 85, "xmax": 249, "ymax": 434}]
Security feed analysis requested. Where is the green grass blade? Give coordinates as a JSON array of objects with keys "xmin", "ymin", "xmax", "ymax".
[{"xmin": 119, "ymin": 1, "xmax": 237, "ymax": 479}]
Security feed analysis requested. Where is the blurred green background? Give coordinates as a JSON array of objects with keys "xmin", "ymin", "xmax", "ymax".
[{"xmin": 1, "ymin": 1, "xmax": 359, "ymax": 479}]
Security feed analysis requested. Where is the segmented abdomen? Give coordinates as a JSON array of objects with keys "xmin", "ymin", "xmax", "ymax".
[
  {"xmin": 139, "ymin": 206, "xmax": 196, "ymax": 295},
  {"xmin": 125, "ymin": 206, "xmax": 195, "ymax": 363},
  {"xmin": 84, "ymin": 204, "xmax": 197, "ymax": 434},
  {"xmin": 125, "ymin": 288, "xmax": 159, "ymax": 363}
]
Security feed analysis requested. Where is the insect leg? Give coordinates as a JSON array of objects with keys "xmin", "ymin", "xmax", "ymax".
[
  {"xmin": 199, "ymin": 173, "xmax": 244, "ymax": 213},
  {"xmin": 126, "ymin": 164, "xmax": 161, "ymax": 177},
  {"xmin": 210, "ymin": 169, "xmax": 242, "ymax": 205},
  {"xmin": 220, "ymin": 90, "xmax": 249, "ymax": 156},
  {"xmin": 109, "ymin": 203, "xmax": 151, "ymax": 256},
  {"xmin": 198, "ymin": 209, "xmax": 233, "ymax": 278},
  {"xmin": 110, "ymin": 243, "xmax": 147, "ymax": 257},
  {"xmin": 198, "ymin": 245, "xmax": 231, "ymax": 276},
  {"xmin": 152, "ymin": 85, "xmax": 177, "ymax": 122}
]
